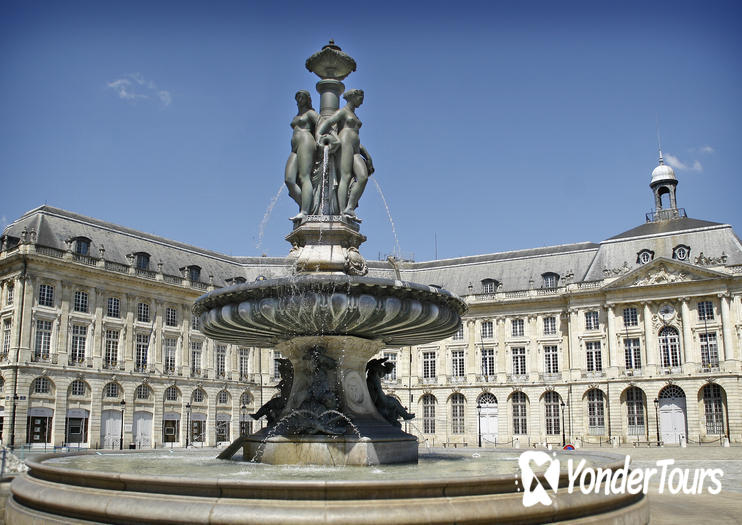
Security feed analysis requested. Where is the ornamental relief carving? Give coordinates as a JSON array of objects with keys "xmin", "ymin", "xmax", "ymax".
[{"xmin": 633, "ymin": 264, "xmax": 693, "ymax": 286}]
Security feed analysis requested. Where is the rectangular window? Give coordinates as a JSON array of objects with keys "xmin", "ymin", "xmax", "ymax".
[
  {"xmin": 423, "ymin": 399, "xmax": 435, "ymax": 434},
  {"xmin": 239, "ymin": 348, "xmax": 249, "ymax": 378},
  {"xmin": 383, "ymin": 351, "xmax": 398, "ymax": 381},
  {"xmin": 545, "ymin": 397, "xmax": 560, "ymax": 435},
  {"xmin": 73, "ymin": 291, "xmax": 88, "ymax": 313},
  {"xmin": 586, "ymin": 341, "xmax": 602, "ymax": 372},
  {"xmin": 2, "ymin": 319, "xmax": 11, "ymax": 355},
  {"xmin": 512, "ymin": 347, "xmax": 526, "ymax": 376},
  {"xmin": 191, "ymin": 342, "xmax": 203, "ymax": 376},
  {"xmin": 698, "ymin": 301, "xmax": 714, "ymax": 321},
  {"xmin": 423, "ymin": 351, "xmax": 436, "ymax": 379},
  {"xmin": 70, "ymin": 325, "xmax": 87, "ymax": 364},
  {"xmin": 137, "ymin": 302, "xmax": 150, "ymax": 323},
  {"xmin": 104, "ymin": 330, "xmax": 119, "ymax": 368},
  {"xmin": 34, "ymin": 320, "xmax": 52, "ymax": 360},
  {"xmin": 544, "ymin": 345, "xmax": 559, "ymax": 374},
  {"xmin": 273, "ymin": 351, "xmax": 282, "ymax": 379},
  {"xmin": 624, "ymin": 338, "xmax": 641, "ymax": 370},
  {"xmin": 451, "ymin": 349, "xmax": 464, "ymax": 377},
  {"xmin": 216, "ymin": 345, "xmax": 227, "ymax": 378},
  {"xmin": 623, "ymin": 307, "xmax": 638, "ymax": 327},
  {"xmin": 191, "ymin": 316, "xmax": 200, "ymax": 331},
  {"xmin": 165, "ymin": 307, "xmax": 178, "ymax": 327},
  {"xmin": 107, "ymin": 297, "xmax": 120, "ymax": 318},
  {"xmin": 481, "ymin": 348, "xmax": 495, "ymax": 376},
  {"xmin": 164, "ymin": 338, "xmax": 177, "ymax": 373},
  {"xmin": 588, "ymin": 390, "xmax": 605, "ymax": 435},
  {"xmin": 700, "ymin": 332, "xmax": 719, "ymax": 369},
  {"xmin": 452, "ymin": 324, "xmax": 464, "ymax": 341},
  {"xmin": 451, "ymin": 398, "xmax": 465, "ymax": 434},
  {"xmin": 6, "ymin": 284, "xmax": 13, "ymax": 305},
  {"xmin": 481, "ymin": 321, "xmax": 493, "ymax": 339},
  {"xmin": 512, "ymin": 394, "xmax": 527, "ymax": 435},
  {"xmin": 511, "ymin": 318, "xmax": 524, "ymax": 337},
  {"xmin": 135, "ymin": 333, "xmax": 148, "ymax": 371},
  {"xmin": 585, "ymin": 311, "xmax": 599, "ymax": 330},
  {"xmin": 543, "ymin": 316, "xmax": 556, "ymax": 335},
  {"xmin": 39, "ymin": 284, "xmax": 54, "ymax": 307}
]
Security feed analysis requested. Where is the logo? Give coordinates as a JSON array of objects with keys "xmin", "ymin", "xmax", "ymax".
[
  {"xmin": 517, "ymin": 452, "xmax": 724, "ymax": 507},
  {"xmin": 518, "ymin": 451, "xmax": 560, "ymax": 507}
]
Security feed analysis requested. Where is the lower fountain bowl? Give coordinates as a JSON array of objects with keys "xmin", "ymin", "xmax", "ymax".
[{"xmin": 7, "ymin": 449, "xmax": 648, "ymax": 525}]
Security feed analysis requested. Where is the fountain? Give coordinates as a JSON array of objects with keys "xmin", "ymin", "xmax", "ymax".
[{"xmin": 5, "ymin": 42, "xmax": 648, "ymax": 524}]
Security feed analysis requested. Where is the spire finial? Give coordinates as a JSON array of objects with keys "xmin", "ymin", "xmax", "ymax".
[{"xmin": 656, "ymin": 115, "xmax": 664, "ymax": 165}]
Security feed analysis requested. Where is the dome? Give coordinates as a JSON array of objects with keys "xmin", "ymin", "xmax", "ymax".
[{"xmin": 650, "ymin": 156, "xmax": 677, "ymax": 185}]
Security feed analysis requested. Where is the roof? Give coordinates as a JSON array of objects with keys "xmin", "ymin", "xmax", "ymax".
[{"xmin": 608, "ymin": 217, "xmax": 723, "ymax": 240}]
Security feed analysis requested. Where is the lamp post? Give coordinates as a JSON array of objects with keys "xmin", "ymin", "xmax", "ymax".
[
  {"xmin": 476, "ymin": 402, "xmax": 482, "ymax": 448},
  {"xmin": 240, "ymin": 404, "xmax": 247, "ymax": 435},
  {"xmin": 119, "ymin": 399, "xmax": 126, "ymax": 450},
  {"xmin": 560, "ymin": 400, "xmax": 566, "ymax": 447},
  {"xmin": 185, "ymin": 402, "xmax": 192, "ymax": 448},
  {"xmin": 653, "ymin": 398, "xmax": 660, "ymax": 446}
]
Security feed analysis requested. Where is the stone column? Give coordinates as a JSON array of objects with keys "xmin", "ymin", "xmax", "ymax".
[
  {"xmin": 567, "ymin": 309, "xmax": 579, "ymax": 379},
  {"xmin": 719, "ymin": 293, "xmax": 733, "ymax": 364},
  {"xmin": 642, "ymin": 302, "xmax": 655, "ymax": 372},
  {"xmin": 680, "ymin": 298, "xmax": 694, "ymax": 368},
  {"xmin": 605, "ymin": 304, "xmax": 617, "ymax": 372}
]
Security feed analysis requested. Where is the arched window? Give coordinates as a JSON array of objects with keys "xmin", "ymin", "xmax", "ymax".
[
  {"xmin": 450, "ymin": 393, "xmax": 465, "ymax": 434},
  {"xmin": 626, "ymin": 387, "xmax": 645, "ymax": 435},
  {"xmin": 217, "ymin": 390, "xmax": 229, "ymax": 404},
  {"xmin": 70, "ymin": 379, "xmax": 86, "ymax": 396},
  {"xmin": 33, "ymin": 377, "xmax": 51, "ymax": 394},
  {"xmin": 192, "ymin": 388, "xmax": 205, "ymax": 403},
  {"xmin": 478, "ymin": 392, "xmax": 497, "ymax": 406},
  {"xmin": 422, "ymin": 394, "xmax": 436, "ymax": 434},
  {"xmin": 658, "ymin": 385, "xmax": 685, "ymax": 399},
  {"xmin": 135, "ymin": 384, "xmax": 150, "ymax": 400},
  {"xmin": 544, "ymin": 391, "xmax": 560, "ymax": 435},
  {"xmin": 586, "ymin": 389, "xmax": 605, "ymax": 435},
  {"xmin": 658, "ymin": 327, "xmax": 681, "ymax": 368},
  {"xmin": 512, "ymin": 392, "xmax": 527, "ymax": 435},
  {"xmin": 702, "ymin": 384, "xmax": 724, "ymax": 435},
  {"xmin": 164, "ymin": 386, "xmax": 179, "ymax": 401},
  {"xmin": 104, "ymin": 382, "xmax": 119, "ymax": 398}
]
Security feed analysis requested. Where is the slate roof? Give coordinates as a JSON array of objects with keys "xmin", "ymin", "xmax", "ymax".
[{"xmin": 3, "ymin": 205, "xmax": 740, "ymax": 296}]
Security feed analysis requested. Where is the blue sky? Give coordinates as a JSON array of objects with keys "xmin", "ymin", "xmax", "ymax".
[{"xmin": 1, "ymin": 1, "xmax": 740, "ymax": 262}]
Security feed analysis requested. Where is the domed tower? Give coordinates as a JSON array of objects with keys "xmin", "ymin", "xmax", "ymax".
[{"xmin": 649, "ymin": 150, "xmax": 684, "ymax": 221}]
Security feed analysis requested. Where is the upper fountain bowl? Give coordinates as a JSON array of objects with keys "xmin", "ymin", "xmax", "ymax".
[{"xmin": 193, "ymin": 275, "xmax": 467, "ymax": 347}]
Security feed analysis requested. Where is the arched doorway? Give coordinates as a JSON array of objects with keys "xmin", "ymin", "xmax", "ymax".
[
  {"xmin": 658, "ymin": 385, "xmax": 687, "ymax": 444},
  {"xmin": 100, "ymin": 409, "xmax": 122, "ymax": 449},
  {"xmin": 133, "ymin": 411, "xmax": 153, "ymax": 448},
  {"xmin": 477, "ymin": 393, "xmax": 498, "ymax": 442}
]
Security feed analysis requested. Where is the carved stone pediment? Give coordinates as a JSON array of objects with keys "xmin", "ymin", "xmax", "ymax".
[{"xmin": 603, "ymin": 257, "xmax": 727, "ymax": 290}]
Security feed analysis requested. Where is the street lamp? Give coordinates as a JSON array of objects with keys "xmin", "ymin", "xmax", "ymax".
[
  {"xmin": 476, "ymin": 402, "xmax": 482, "ymax": 448},
  {"xmin": 653, "ymin": 398, "xmax": 660, "ymax": 446},
  {"xmin": 560, "ymin": 400, "xmax": 566, "ymax": 447},
  {"xmin": 185, "ymin": 402, "xmax": 192, "ymax": 448},
  {"xmin": 119, "ymin": 399, "xmax": 126, "ymax": 450},
  {"xmin": 241, "ymin": 404, "xmax": 247, "ymax": 435}
]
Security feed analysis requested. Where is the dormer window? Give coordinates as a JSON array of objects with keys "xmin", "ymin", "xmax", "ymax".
[
  {"xmin": 226, "ymin": 276, "xmax": 247, "ymax": 285},
  {"xmin": 73, "ymin": 237, "xmax": 91, "ymax": 256},
  {"xmin": 541, "ymin": 272, "xmax": 559, "ymax": 289},
  {"xmin": 134, "ymin": 252, "xmax": 150, "ymax": 270},
  {"xmin": 255, "ymin": 275, "xmax": 266, "ymax": 282},
  {"xmin": 636, "ymin": 250, "xmax": 654, "ymax": 265},
  {"xmin": 672, "ymin": 245, "xmax": 690, "ymax": 261},
  {"xmin": 184, "ymin": 265, "xmax": 201, "ymax": 282},
  {"xmin": 481, "ymin": 279, "xmax": 499, "ymax": 294}
]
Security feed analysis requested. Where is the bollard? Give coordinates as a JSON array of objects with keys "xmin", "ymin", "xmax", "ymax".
[
  {"xmin": 513, "ymin": 438, "xmax": 520, "ymax": 449},
  {"xmin": 1, "ymin": 448, "xmax": 6, "ymax": 477},
  {"xmin": 723, "ymin": 436, "xmax": 730, "ymax": 447}
]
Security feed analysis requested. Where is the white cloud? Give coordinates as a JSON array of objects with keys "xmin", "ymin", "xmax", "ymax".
[
  {"xmin": 700, "ymin": 145, "xmax": 714, "ymax": 154},
  {"xmin": 107, "ymin": 73, "xmax": 171, "ymax": 107},
  {"xmin": 665, "ymin": 153, "xmax": 703, "ymax": 172}
]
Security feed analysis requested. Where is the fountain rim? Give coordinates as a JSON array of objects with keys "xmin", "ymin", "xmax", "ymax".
[
  {"xmin": 192, "ymin": 274, "xmax": 468, "ymax": 317},
  {"xmin": 30, "ymin": 449, "xmax": 630, "ymax": 499}
]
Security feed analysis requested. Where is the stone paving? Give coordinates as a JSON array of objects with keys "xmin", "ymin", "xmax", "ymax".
[{"xmin": 580, "ymin": 445, "xmax": 742, "ymax": 524}]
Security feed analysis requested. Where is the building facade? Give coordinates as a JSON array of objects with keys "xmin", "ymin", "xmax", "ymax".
[{"xmin": 1, "ymin": 158, "xmax": 741, "ymax": 449}]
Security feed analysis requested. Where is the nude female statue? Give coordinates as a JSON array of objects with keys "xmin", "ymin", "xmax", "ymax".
[
  {"xmin": 317, "ymin": 89, "xmax": 374, "ymax": 219},
  {"xmin": 284, "ymin": 90, "xmax": 320, "ymax": 221}
]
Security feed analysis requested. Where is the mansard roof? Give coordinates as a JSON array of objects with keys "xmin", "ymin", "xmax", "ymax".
[{"xmin": 607, "ymin": 217, "xmax": 723, "ymax": 240}]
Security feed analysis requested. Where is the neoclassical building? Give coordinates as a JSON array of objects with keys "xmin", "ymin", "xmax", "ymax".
[{"xmin": 1, "ymin": 156, "xmax": 740, "ymax": 449}]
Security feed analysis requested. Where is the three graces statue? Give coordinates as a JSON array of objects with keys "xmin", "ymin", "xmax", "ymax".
[{"xmin": 284, "ymin": 89, "xmax": 374, "ymax": 223}]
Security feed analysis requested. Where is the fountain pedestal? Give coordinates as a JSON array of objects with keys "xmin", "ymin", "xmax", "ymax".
[
  {"xmin": 286, "ymin": 217, "xmax": 367, "ymax": 275},
  {"xmin": 244, "ymin": 336, "xmax": 417, "ymax": 465}
]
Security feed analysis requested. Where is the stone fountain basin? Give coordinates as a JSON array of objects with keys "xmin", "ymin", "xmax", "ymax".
[
  {"xmin": 7, "ymin": 449, "xmax": 648, "ymax": 525},
  {"xmin": 194, "ymin": 275, "xmax": 467, "ymax": 347}
]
